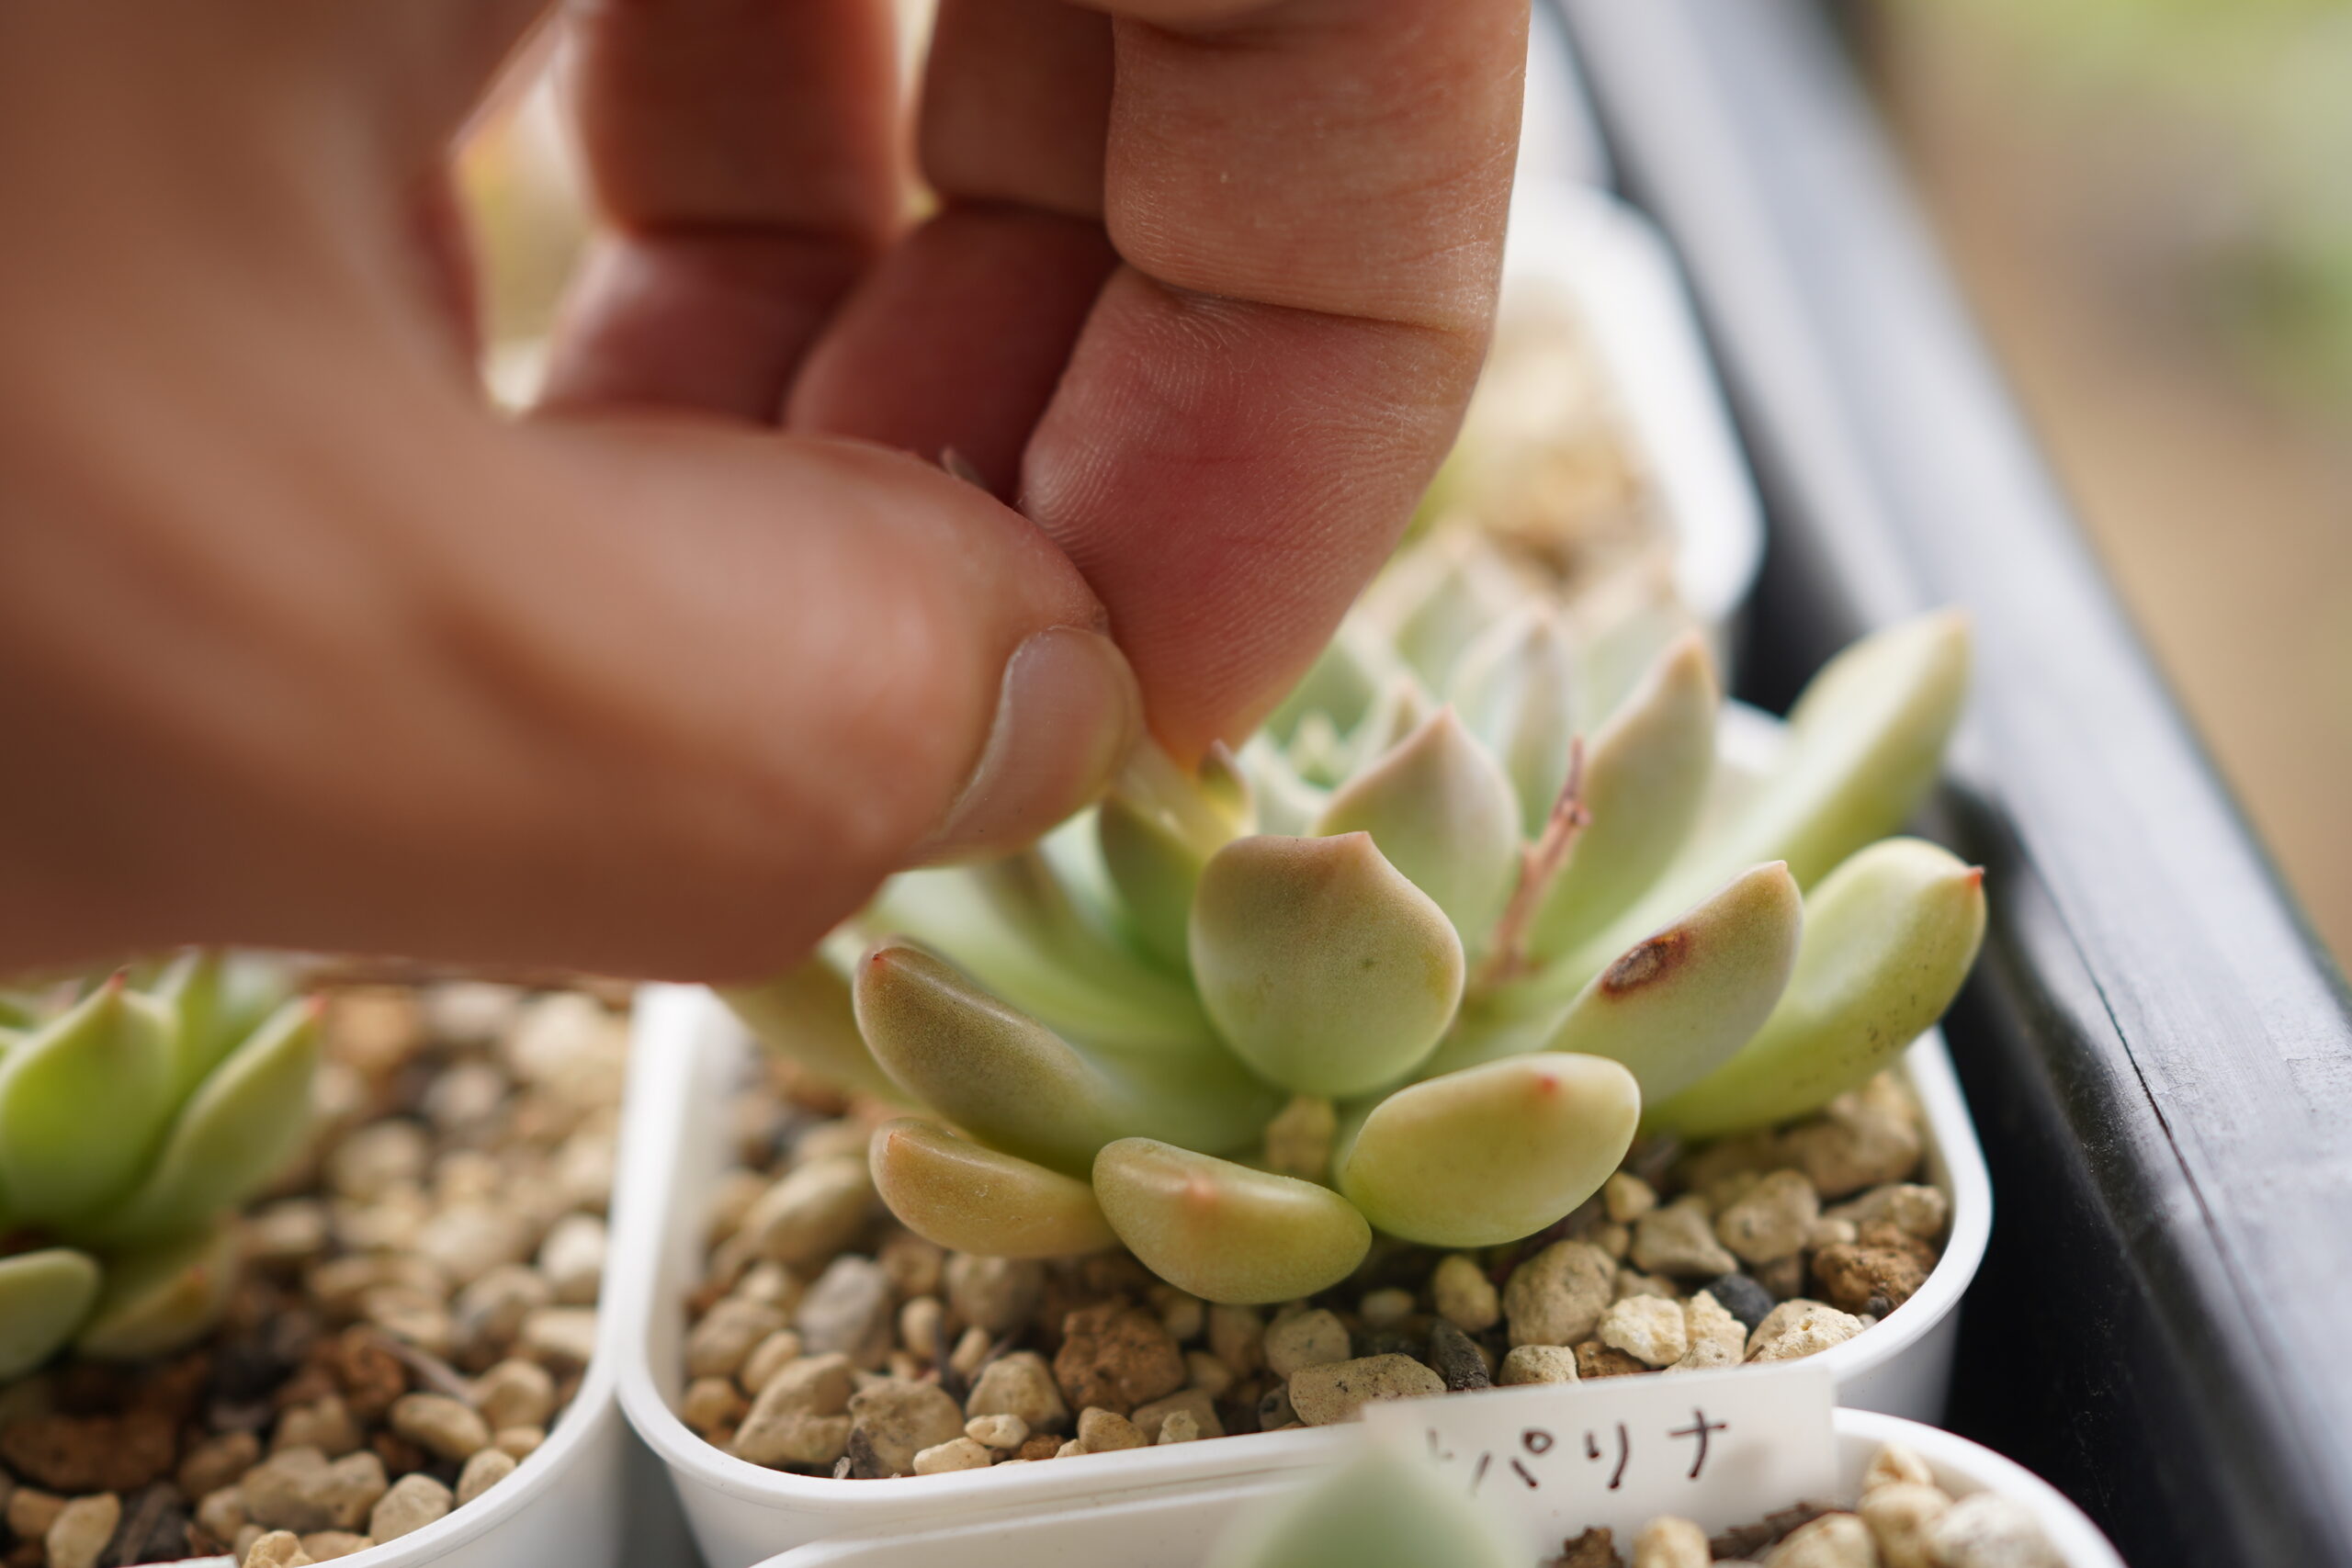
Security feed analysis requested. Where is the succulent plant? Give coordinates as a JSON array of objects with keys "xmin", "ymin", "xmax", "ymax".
[
  {"xmin": 1205, "ymin": 1446, "xmax": 1521, "ymax": 1568},
  {"xmin": 0, "ymin": 953, "xmax": 318, "ymax": 1377},
  {"xmin": 729, "ymin": 537, "xmax": 1985, "ymax": 1307}
]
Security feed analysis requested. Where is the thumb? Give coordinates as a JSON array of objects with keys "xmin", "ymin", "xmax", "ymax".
[{"xmin": 0, "ymin": 407, "xmax": 1138, "ymax": 984}]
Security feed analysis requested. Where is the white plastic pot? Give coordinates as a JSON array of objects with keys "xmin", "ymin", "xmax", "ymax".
[
  {"xmin": 756, "ymin": 1407, "xmax": 2122, "ymax": 1568},
  {"xmin": 1500, "ymin": 177, "xmax": 1765, "ymax": 642},
  {"xmin": 612, "ymin": 973, "xmax": 1989, "ymax": 1568}
]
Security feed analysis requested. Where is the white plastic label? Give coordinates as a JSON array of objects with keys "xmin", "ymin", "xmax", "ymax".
[{"xmin": 1361, "ymin": 1363, "xmax": 1840, "ymax": 1551}]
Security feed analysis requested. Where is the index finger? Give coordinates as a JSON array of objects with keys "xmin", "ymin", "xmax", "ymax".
[{"xmin": 1024, "ymin": 0, "xmax": 1527, "ymax": 759}]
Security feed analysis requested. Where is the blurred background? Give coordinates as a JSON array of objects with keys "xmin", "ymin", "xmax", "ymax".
[{"xmin": 456, "ymin": 0, "xmax": 2352, "ymax": 961}]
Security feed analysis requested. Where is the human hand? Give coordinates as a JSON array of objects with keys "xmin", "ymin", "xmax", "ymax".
[{"xmin": 0, "ymin": 0, "xmax": 1525, "ymax": 981}]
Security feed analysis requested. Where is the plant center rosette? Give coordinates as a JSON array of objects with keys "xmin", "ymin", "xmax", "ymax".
[{"xmin": 707, "ymin": 534, "xmax": 1985, "ymax": 1478}]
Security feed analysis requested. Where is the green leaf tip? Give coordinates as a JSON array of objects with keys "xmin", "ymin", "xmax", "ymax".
[
  {"xmin": 1190, "ymin": 833, "xmax": 1465, "ymax": 1097},
  {"xmin": 1092, "ymin": 1139, "xmax": 1372, "ymax": 1305},
  {"xmin": 1315, "ymin": 707, "xmax": 1522, "ymax": 947},
  {"xmin": 1651, "ymin": 838, "xmax": 1987, "ymax": 1137},
  {"xmin": 870, "ymin": 1119, "xmax": 1115, "ymax": 1258},
  {"xmin": 1337, "ymin": 1053, "xmax": 1639, "ymax": 1247},
  {"xmin": 1206, "ymin": 1448, "xmax": 1521, "ymax": 1568}
]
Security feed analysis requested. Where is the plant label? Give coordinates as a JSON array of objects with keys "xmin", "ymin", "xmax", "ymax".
[{"xmin": 1361, "ymin": 1362, "xmax": 1839, "ymax": 1551}]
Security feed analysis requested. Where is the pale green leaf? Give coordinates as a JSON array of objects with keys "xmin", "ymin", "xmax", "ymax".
[
  {"xmin": 1092, "ymin": 1138, "xmax": 1372, "ymax": 1305},
  {"xmin": 870, "ymin": 1118, "xmax": 1114, "ymax": 1258}
]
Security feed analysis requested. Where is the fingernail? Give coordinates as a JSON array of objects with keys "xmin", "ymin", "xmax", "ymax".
[{"xmin": 916, "ymin": 626, "xmax": 1145, "ymax": 863}]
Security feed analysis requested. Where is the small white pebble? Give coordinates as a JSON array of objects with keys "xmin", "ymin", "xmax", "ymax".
[
  {"xmin": 1604, "ymin": 1172, "xmax": 1658, "ymax": 1224},
  {"xmin": 1156, "ymin": 1410, "xmax": 1202, "ymax": 1445},
  {"xmin": 1864, "ymin": 1441, "xmax": 1939, "ymax": 1493},
  {"xmin": 457, "ymin": 1447, "xmax": 518, "ymax": 1506},
  {"xmin": 1633, "ymin": 1514, "xmax": 1711, "ymax": 1568},
  {"xmin": 1430, "ymin": 1255, "xmax": 1500, "ymax": 1333},
  {"xmin": 910, "ymin": 1437, "xmax": 994, "ymax": 1474},
  {"xmin": 1359, "ymin": 1287, "xmax": 1416, "ymax": 1326},
  {"xmin": 966, "ymin": 1414, "xmax": 1028, "ymax": 1450}
]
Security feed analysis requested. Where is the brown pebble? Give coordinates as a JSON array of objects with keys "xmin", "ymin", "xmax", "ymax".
[
  {"xmin": 370, "ymin": 1432, "xmax": 429, "ymax": 1477},
  {"xmin": 1549, "ymin": 1525, "xmax": 1623, "ymax": 1568},
  {"xmin": 1710, "ymin": 1501, "xmax": 1843, "ymax": 1560},
  {"xmin": 323, "ymin": 1329, "xmax": 409, "ymax": 1423},
  {"xmin": 1573, "ymin": 1342, "xmax": 1649, "ymax": 1380},
  {"xmin": 0, "ymin": 1411, "xmax": 176, "ymax": 1494},
  {"xmin": 297, "ymin": 1530, "xmax": 372, "ymax": 1562},
  {"xmin": 1812, "ymin": 1231, "xmax": 1935, "ymax": 1318},
  {"xmin": 1051, "ymin": 1303, "xmax": 1186, "ymax": 1416},
  {"xmin": 1015, "ymin": 1435, "xmax": 1061, "ymax": 1462},
  {"xmin": 5, "ymin": 1488, "xmax": 62, "ymax": 1543}
]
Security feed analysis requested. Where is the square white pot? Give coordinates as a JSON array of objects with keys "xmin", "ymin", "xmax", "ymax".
[
  {"xmin": 754, "ymin": 1407, "xmax": 2120, "ymax": 1568},
  {"xmin": 610, "ymin": 983, "xmax": 1989, "ymax": 1568}
]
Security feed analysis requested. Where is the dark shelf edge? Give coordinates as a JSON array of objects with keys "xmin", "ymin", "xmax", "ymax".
[{"xmin": 1552, "ymin": 3, "xmax": 2352, "ymax": 1564}]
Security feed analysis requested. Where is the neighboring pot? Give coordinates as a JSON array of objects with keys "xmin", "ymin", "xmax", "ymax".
[
  {"xmin": 754, "ymin": 1407, "xmax": 2122, "ymax": 1568},
  {"xmin": 611, "ymin": 977, "xmax": 1989, "ymax": 1568},
  {"xmin": 1496, "ymin": 177, "xmax": 1765, "ymax": 645}
]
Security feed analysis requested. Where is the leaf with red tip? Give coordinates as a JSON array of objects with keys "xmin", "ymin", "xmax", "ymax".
[{"xmin": 1092, "ymin": 1139, "xmax": 1371, "ymax": 1304}]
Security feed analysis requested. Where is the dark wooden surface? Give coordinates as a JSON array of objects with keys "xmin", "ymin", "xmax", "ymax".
[{"xmin": 1551, "ymin": 4, "xmax": 2352, "ymax": 1563}]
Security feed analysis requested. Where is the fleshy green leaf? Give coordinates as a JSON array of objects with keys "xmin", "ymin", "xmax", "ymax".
[
  {"xmin": 854, "ymin": 944, "xmax": 1278, "ymax": 1177},
  {"xmin": 1651, "ymin": 838, "xmax": 1987, "ymax": 1137},
  {"xmin": 0, "ymin": 1249, "xmax": 101, "ymax": 1380},
  {"xmin": 1191, "ymin": 834, "xmax": 1465, "ymax": 1097},
  {"xmin": 871, "ymin": 849, "xmax": 1216, "ymax": 1055},
  {"xmin": 1336, "ymin": 1053, "xmax": 1638, "ymax": 1247},
  {"xmin": 74, "ymin": 1224, "xmax": 238, "ymax": 1360},
  {"xmin": 1528, "ymin": 632, "xmax": 1720, "ymax": 963},
  {"xmin": 1098, "ymin": 743, "xmax": 1255, "ymax": 974},
  {"xmin": 1315, "ymin": 710, "xmax": 1522, "ymax": 949},
  {"xmin": 1206, "ymin": 1449, "xmax": 1521, "ymax": 1568},
  {"xmin": 85, "ymin": 998, "xmax": 321, "ymax": 1248},
  {"xmin": 1449, "ymin": 606, "xmax": 1581, "ymax": 837},
  {"xmin": 1092, "ymin": 1138, "xmax": 1372, "ymax": 1305},
  {"xmin": 1555, "ymin": 612, "xmax": 1970, "ymax": 993},
  {"xmin": 1238, "ymin": 738, "xmax": 1330, "ymax": 838},
  {"xmin": 0, "ymin": 979, "xmax": 176, "ymax": 1225},
  {"xmin": 1262, "ymin": 620, "xmax": 1398, "ymax": 744},
  {"xmin": 1376, "ymin": 533, "xmax": 1527, "ymax": 690},
  {"xmin": 1537, "ymin": 862, "xmax": 1803, "ymax": 1101},
  {"xmin": 724, "ymin": 957, "xmax": 901, "ymax": 1102},
  {"xmin": 870, "ymin": 1118, "xmax": 1114, "ymax": 1258},
  {"xmin": 1340, "ymin": 675, "xmax": 1436, "ymax": 782},
  {"xmin": 152, "ymin": 951, "xmax": 295, "ymax": 1100}
]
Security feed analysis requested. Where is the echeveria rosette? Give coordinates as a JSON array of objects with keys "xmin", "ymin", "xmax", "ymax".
[
  {"xmin": 0, "ymin": 953, "xmax": 319, "ymax": 1377},
  {"xmin": 728, "ymin": 536, "xmax": 1987, "ymax": 1306}
]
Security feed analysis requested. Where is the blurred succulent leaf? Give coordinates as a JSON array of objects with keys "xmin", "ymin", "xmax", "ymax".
[
  {"xmin": 89, "ymin": 998, "xmax": 321, "ymax": 1248},
  {"xmin": 1263, "ymin": 621, "xmax": 1399, "ymax": 744},
  {"xmin": 1342, "ymin": 674, "xmax": 1437, "ymax": 781},
  {"xmin": 1336, "ymin": 1053, "xmax": 1639, "ymax": 1247},
  {"xmin": 1099, "ymin": 796, "xmax": 1209, "ymax": 976},
  {"xmin": 1190, "ymin": 834, "xmax": 1465, "ymax": 1097},
  {"xmin": 0, "ymin": 1249, "xmax": 101, "ymax": 1380},
  {"xmin": 1538, "ymin": 862, "xmax": 1802, "ymax": 1102},
  {"xmin": 1314, "ymin": 710, "xmax": 1522, "ymax": 947},
  {"xmin": 854, "ymin": 944, "xmax": 1278, "ymax": 1176},
  {"xmin": 870, "ymin": 1119, "xmax": 1114, "ymax": 1258},
  {"xmin": 153, "ymin": 951, "xmax": 295, "ymax": 1100},
  {"xmin": 1449, "ymin": 607, "xmax": 1581, "ymax": 836},
  {"xmin": 1206, "ymin": 1446, "xmax": 1521, "ymax": 1568},
  {"xmin": 1378, "ymin": 533, "xmax": 1527, "ymax": 689},
  {"xmin": 724, "ymin": 957, "xmax": 901, "ymax": 1102},
  {"xmin": 1651, "ymin": 838, "xmax": 1987, "ymax": 1138},
  {"xmin": 0, "ymin": 980, "xmax": 176, "ymax": 1225},
  {"xmin": 1238, "ymin": 738, "xmax": 1330, "ymax": 838},
  {"xmin": 1528, "ymin": 633, "xmax": 1720, "ymax": 963},
  {"xmin": 1092, "ymin": 1138, "xmax": 1372, "ymax": 1305},
  {"xmin": 1562, "ymin": 613, "xmax": 1970, "ymax": 991},
  {"xmin": 1286, "ymin": 712, "xmax": 1352, "ymax": 787},
  {"xmin": 74, "ymin": 1224, "xmax": 238, "ymax": 1360}
]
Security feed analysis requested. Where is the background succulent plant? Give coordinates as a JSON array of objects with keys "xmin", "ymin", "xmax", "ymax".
[
  {"xmin": 730, "ymin": 537, "xmax": 1986, "ymax": 1308},
  {"xmin": 0, "ymin": 953, "xmax": 318, "ymax": 1377}
]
